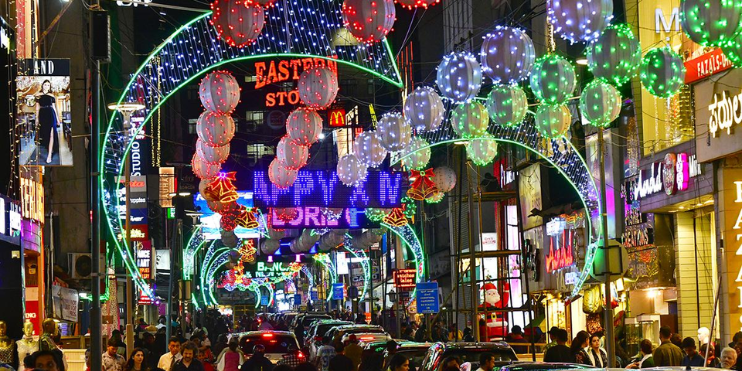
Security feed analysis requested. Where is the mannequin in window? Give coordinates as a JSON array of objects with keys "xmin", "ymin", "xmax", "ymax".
[
  {"xmin": 35, "ymin": 79, "xmax": 60, "ymax": 164},
  {"xmin": 17, "ymin": 320, "xmax": 38, "ymax": 365},
  {"xmin": 0, "ymin": 321, "xmax": 15, "ymax": 366}
]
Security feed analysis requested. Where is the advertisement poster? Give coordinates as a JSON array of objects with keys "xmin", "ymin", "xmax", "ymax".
[
  {"xmin": 51, "ymin": 286, "xmax": 78, "ymax": 322},
  {"xmin": 17, "ymin": 59, "xmax": 72, "ymax": 166}
]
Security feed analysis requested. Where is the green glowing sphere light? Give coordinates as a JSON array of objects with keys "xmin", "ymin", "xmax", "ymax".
[
  {"xmin": 579, "ymin": 80, "xmax": 622, "ymax": 128},
  {"xmin": 529, "ymin": 54, "xmax": 576, "ymax": 105},
  {"xmin": 586, "ymin": 24, "xmax": 641, "ymax": 87},
  {"xmin": 639, "ymin": 47, "xmax": 686, "ymax": 98}
]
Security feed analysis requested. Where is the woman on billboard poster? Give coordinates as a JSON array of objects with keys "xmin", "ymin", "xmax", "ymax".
[{"xmin": 35, "ymin": 80, "xmax": 60, "ymax": 164}]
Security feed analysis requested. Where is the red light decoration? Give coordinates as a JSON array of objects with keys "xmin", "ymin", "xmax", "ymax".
[
  {"xmin": 268, "ymin": 158, "xmax": 298, "ymax": 188},
  {"xmin": 199, "ymin": 179, "xmax": 220, "ymax": 201},
  {"xmin": 274, "ymin": 207, "xmax": 299, "ymax": 223},
  {"xmin": 220, "ymin": 212, "xmax": 238, "ymax": 231},
  {"xmin": 286, "ymin": 108, "xmax": 323, "ymax": 145},
  {"xmin": 396, "ymin": 0, "xmax": 440, "ymax": 9},
  {"xmin": 276, "ymin": 136, "xmax": 309, "ymax": 170},
  {"xmin": 199, "ymin": 70, "xmax": 241, "ymax": 114},
  {"xmin": 288, "ymin": 262, "xmax": 302, "ymax": 273},
  {"xmin": 406, "ymin": 169, "xmax": 439, "ymax": 201},
  {"xmin": 342, "ymin": 0, "xmax": 396, "ymax": 44},
  {"xmin": 196, "ymin": 111, "xmax": 236, "ymax": 147},
  {"xmin": 236, "ymin": 207, "xmax": 259, "ymax": 229},
  {"xmin": 238, "ymin": 239, "xmax": 257, "ymax": 263},
  {"xmin": 382, "ymin": 208, "xmax": 408, "ymax": 227},
  {"xmin": 192, "ymin": 153, "xmax": 222, "ymax": 179},
  {"xmin": 248, "ymin": 0, "xmax": 276, "ymax": 7},
  {"xmin": 207, "ymin": 172, "xmax": 239, "ymax": 203},
  {"xmin": 196, "ymin": 138, "xmax": 230, "ymax": 164},
  {"xmin": 210, "ymin": 0, "xmax": 266, "ymax": 48},
  {"xmin": 545, "ymin": 229, "xmax": 575, "ymax": 273},
  {"xmin": 298, "ymin": 66, "xmax": 340, "ymax": 110}
]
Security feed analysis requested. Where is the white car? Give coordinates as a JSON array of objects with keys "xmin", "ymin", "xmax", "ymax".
[{"xmin": 236, "ymin": 331, "xmax": 301, "ymax": 364}]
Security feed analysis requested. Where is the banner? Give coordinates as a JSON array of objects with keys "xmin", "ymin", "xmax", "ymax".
[{"xmin": 51, "ymin": 286, "xmax": 78, "ymax": 322}]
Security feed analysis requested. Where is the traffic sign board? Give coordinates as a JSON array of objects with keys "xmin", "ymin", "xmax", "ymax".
[
  {"xmin": 332, "ymin": 283, "xmax": 344, "ymax": 300},
  {"xmin": 416, "ymin": 282, "xmax": 439, "ymax": 314}
]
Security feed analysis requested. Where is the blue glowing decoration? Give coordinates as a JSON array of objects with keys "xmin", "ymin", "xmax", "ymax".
[
  {"xmin": 269, "ymin": 207, "xmax": 378, "ymax": 229},
  {"xmin": 252, "ymin": 170, "xmax": 408, "ymax": 208},
  {"xmin": 183, "ymin": 227, "xmax": 207, "ymax": 281},
  {"xmin": 436, "ymin": 52, "xmax": 482, "ymax": 103},
  {"xmin": 480, "ymin": 26, "xmax": 536, "ymax": 85}
]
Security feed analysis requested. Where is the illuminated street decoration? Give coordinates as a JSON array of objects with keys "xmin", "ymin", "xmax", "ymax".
[
  {"xmin": 269, "ymin": 207, "xmax": 376, "ymax": 229},
  {"xmin": 403, "ymin": 87, "xmax": 445, "ymax": 133},
  {"xmin": 530, "ymin": 54, "xmax": 576, "ymax": 105},
  {"xmin": 586, "ymin": 24, "xmax": 641, "ymax": 87},
  {"xmin": 535, "ymin": 104, "xmax": 571, "ymax": 138},
  {"xmin": 342, "ymin": 0, "xmax": 396, "ymax": 44},
  {"xmin": 345, "ymin": 234, "xmax": 370, "ymax": 299},
  {"xmin": 680, "ymin": 0, "xmax": 742, "ymax": 47},
  {"xmin": 313, "ymin": 253, "xmax": 338, "ymax": 301},
  {"xmin": 640, "ymin": 47, "xmax": 686, "ymax": 98},
  {"xmin": 407, "ymin": 169, "xmax": 438, "ymax": 201},
  {"xmin": 466, "ymin": 135, "xmax": 498, "ymax": 167},
  {"xmin": 548, "ymin": 0, "xmax": 613, "ymax": 44},
  {"xmin": 480, "ymin": 26, "xmax": 536, "ymax": 86},
  {"xmin": 579, "ymin": 80, "xmax": 622, "ymax": 128},
  {"xmin": 384, "ymin": 223, "xmax": 425, "ymax": 300},
  {"xmin": 183, "ymin": 227, "xmax": 208, "ymax": 281},
  {"xmin": 238, "ymin": 240, "xmax": 257, "ymax": 263},
  {"xmin": 210, "ymin": 0, "xmax": 265, "ymax": 48},
  {"xmin": 485, "ymin": 85, "xmax": 528, "ymax": 128},
  {"xmin": 436, "ymin": 52, "xmax": 482, "ymax": 103},
  {"xmin": 337, "ymin": 154, "xmax": 368, "ymax": 187}
]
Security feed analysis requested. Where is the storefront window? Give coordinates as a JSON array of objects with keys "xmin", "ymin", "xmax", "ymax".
[{"xmin": 640, "ymin": 86, "xmax": 694, "ymax": 156}]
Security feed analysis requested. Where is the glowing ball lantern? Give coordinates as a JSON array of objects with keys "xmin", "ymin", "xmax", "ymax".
[
  {"xmin": 199, "ymin": 71, "xmax": 240, "ymax": 114},
  {"xmin": 639, "ymin": 47, "xmax": 686, "ymax": 98},
  {"xmin": 337, "ymin": 154, "xmax": 368, "ymax": 187},
  {"xmin": 196, "ymin": 111, "xmax": 236, "ymax": 147},
  {"xmin": 432, "ymin": 166, "xmax": 457, "ymax": 192},
  {"xmin": 268, "ymin": 158, "xmax": 298, "ymax": 188},
  {"xmin": 529, "ymin": 54, "xmax": 576, "ymax": 105},
  {"xmin": 436, "ymin": 52, "xmax": 483, "ymax": 103},
  {"xmin": 196, "ymin": 139, "xmax": 230, "ymax": 164},
  {"xmin": 485, "ymin": 85, "xmax": 528, "ymax": 128},
  {"xmin": 466, "ymin": 135, "xmax": 498, "ymax": 167},
  {"xmin": 192, "ymin": 153, "xmax": 221, "ymax": 179},
  {"xmin": 342, "ymin": 0, "xmax": 396, "ymax": 43},
  {"xmin": 220, "ymin": 213, "xmax": 238, "ymax": 232},
  {"xmin": 261, "ymin": 239, "xmax": 280, "ymax": 255},
  {"xmin": 451, "ymin": 101, "xmax": 489, "ymax": 139},
  {"xmin": 403, "ymin": 86, "xmax": 445, "ymax": 132},
  {"xmin": 220, "ymin": 230, "xmax": 239, "ymax": 248},
  {"xmin": 535, "ymin": 104, "xmax": 571, "ymax": 138},
  {"xmin": 723, "ymin": 34, "xmax": 742, "ymax": 67},
  {"xmin": 298, "ymin": 66, "xmax": 339, "ymax": 110},
  {"xmin": 354, "ymin": 131, "xmax": 387, "ymax": 168},
  {"xmin": 402, "ymin": 137, "xmax": 431, "ymax": 170},
  {"xmin": 286, "ymin": 108, "xmax": 323, "ymax": 146},
  {"xmin": 480, "ymin": 27, "xmax": 536, "ymax": 85},
  {"xmin": 548, "ymin": 0, "xmax": 613, "ymax": 44},
  {"xmin": 680, "ymin": 0, "xmax": 742, "ymax": 47},
  {"xmin": 210, "ymin": 0, "xmax": 265, "ymax": 48},
  {"xmin": 396, "ymin": 0, "xmax": 439, "ymax": 9},
  {"xmin": 586, "ymin": 24, "xmax": 642, "ymax": 87},
  {"xmin": 579, "ymin": 80, "xmax": 622, "ymax": 128},
  {"xmin": 377, "ymin": 112, "xmax": 412, "ymax": 152},
  {"xmin": 276, "ymin": 136, "xmax": 309, "ymax": 170}
]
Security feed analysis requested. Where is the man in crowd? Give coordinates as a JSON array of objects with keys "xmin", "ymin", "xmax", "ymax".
[
  {"xmin": 476, "ymin": 353, "xmax": 495, "ymax": 371},
  {"xmin": 102, "ymin": 338, "xmax": 126, "ymax": 371},
  {"xmin": 173, "ymin": 342, "xmax": 205, "ymax": 371},
  {"xmin": 543, "ymin": 329, "xmax": 571, "ymax": 362},
  {"xmin": 681, "ymin": 337, "xmax": 705, "ymax": 367},
  {"xmin": 343, "ymin": 335, "xmax": 363, "ymax": 370},
  {"xmin": 158, "ymin": 337, "xmax": 183, "ymax": 371},
  {"xmin": 240, "ymin": 344, "xmax": 272, "ymax": 371},
  {"xmin": 34, "ymin": 351, "xmax": 60, "ymax": 371},
  {"xmin": 653, "ymin": 326, "xmax": 683, "ymax": 366}
]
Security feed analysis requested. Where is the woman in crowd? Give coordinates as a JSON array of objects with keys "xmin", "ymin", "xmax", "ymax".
[
  {"xmin": 124, "ymin": 348, "xmax": 150, "ymax": 371},
  {"xmin": 570, "ymin": 331, "xmax": 590, "ymax": 365}
]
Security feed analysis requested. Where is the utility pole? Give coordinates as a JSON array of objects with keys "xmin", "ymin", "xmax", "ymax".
[
  {"xmin": 90, "ymin": 53, "xmax": 102, "ymax": 371},
  {"xmin": 598, "ymin": 128, "xmax": 616, "ymax": 366}
]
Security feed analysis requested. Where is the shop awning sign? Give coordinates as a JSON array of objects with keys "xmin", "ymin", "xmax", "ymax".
[
  {"xmin": 626, "ymin": 152, "xmax": 701, "ymax": 201},
  {"xmin": 393, "ymin": 269, "xmax": 417, "ymax": 290}
]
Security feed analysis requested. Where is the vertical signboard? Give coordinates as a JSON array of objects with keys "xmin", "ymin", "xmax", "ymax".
[
  {"xmin": 17, "ymin": 59, "xmax": 73, "ymax": 166},
  {"xmin": 136, "ymin": 242, "xmax": 153, "ymax": 305},
  {"xmin": 416, "ymin": 282, "xmax": 439, "ymax": 314}
]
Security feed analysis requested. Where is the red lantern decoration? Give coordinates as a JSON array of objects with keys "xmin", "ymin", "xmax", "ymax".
[
  {"xmin": 197, "ymin": 111, "xmax": 236, "ymax": 147},
  {"xmin": 298, "ymin": 66, "xmax": 339, "ymax": 110},
  {"xmin": 207, "ymin": 172, "xmax": 239, "ymax": 203},
  {"xmin": 196, "ymin": 138, "xmax": 230, "ymax": 164},
  {"xmin": 237, "ymin": 239, "xmax": 257, "ymax": 263},
  {"xmin": 268, "ymin": 158, "xmax": 298, "ymax": 188},
  {"xmin": 276, "ymin": 136, "xmax": 309, "ymax": 170},
  {"xmin": 274, "ymin": 207, "xmax": 299, "ymax": 223},
  {"xmin": 199, "ymin": 70, "xmax": 240, "ymax": 114},
  {"xmin": 396, "ymin": 0, "xmax": 439, "ymax": 9},
  {"xmin": 220, "ymin": 213, "xmax": 238, "ymax": 231},
  {"xmin": 192, "ymin": 153, "xmax": 221, "ymax": 179},
  {"xmin": 382, "ymin": 208, "xmax": 408, "ymax": 227},
  {"xmin": 286, "ymin": 108, "xmax": 323, "ymax": 146},
  {"xmin": 343, "ymin": 0, "xmax": 396, "ymax": 43},
  {"xmin": 236, "ymin": 207, "xmax": 259, "ymax": 229},
  {"xmin": 210, "ymin": 0, "xmax": 266, "ymax": 48},
  {"xmin": 199, "ymin": 179, "xmax": 220, "ymax": 201},
  {"xmin": 248, "ymin": 0, "xmax": 276, "ymax": 6},
  {"xmin": 406, "ymin": 169, "xmax": 439, "ymax": 201}
]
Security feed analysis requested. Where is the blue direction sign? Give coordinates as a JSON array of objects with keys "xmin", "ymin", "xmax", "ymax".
[
  {"xmin": 310, "ymin": 290, "xmax": 319, "ymax": 301},
  {"xmin": 332, "ymin": 283, "xmax": 344, "ymax": 300},
  {"xmin": 294, "ymin": 294, "xmax": 302, "ymax": 305},
  {"xmin": 260, "ymin": 294, "xmax": 270, "ymax": 306},
  {"xmin": 416, "ymin": 282, "xmax": 439, "ymax": 314}
]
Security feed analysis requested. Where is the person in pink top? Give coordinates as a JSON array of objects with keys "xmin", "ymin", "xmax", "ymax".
[{"xmin": 215, "ymin": 339, "xmax": 243, "ymax": 371}]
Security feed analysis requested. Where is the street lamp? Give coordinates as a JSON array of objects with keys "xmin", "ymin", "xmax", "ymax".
[{"xmin": 107, "ymin": 102, "xmax": 145, "ymax": 355}]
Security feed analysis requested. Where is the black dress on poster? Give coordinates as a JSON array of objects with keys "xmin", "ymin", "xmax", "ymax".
[{"xmin": 36, "ymin": 88, "xmax": 59, "ymax": 164}]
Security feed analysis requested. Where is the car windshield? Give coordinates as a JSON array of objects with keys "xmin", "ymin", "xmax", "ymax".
[
  {"xmin": 315, "ymin": 323, "xmax": 348, "ymax": 338},
  {"xmin": 344, "ymin": 327, "xmax": 384, "ymax": 335},
  {"xmin": 241, "ymin": 334, "xmax": 297, "ymax": 354},
  {"xmin": 436, "ymin": 349, "xmax": 515, "ymax": 369},
  {"xmin": 397, "ymin": 349, "xmax": 428, "ymax": 370},
  {"xmin": 302, "ymin": 315, "xmax": 331, "ymax": 327}
]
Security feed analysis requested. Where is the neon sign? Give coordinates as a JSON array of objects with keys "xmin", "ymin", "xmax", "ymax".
[
  {"xmin": 546, "ymin": 229, "xmax": 575, "ymax": 273},
  {"xmin": 269, "ymin": 207, "xmax": 377, "ymax": 229},
  {"xmin": 252, "ymin": 170, "xmax": 408, "ymax": 208},
  {"xmin": 709, "ymin": 91, "xmax": 742, "ymax": 138},
  {"xmin": 328, "ymin": 108, "xmax": 347, "ymax": 127},
  {"xmin": 626, "ymin": 152, "xmax": 700, "ymax": 201},
  {"xmin": 254, "ymin": 58, "xmax": 338, "ymax": 107}
]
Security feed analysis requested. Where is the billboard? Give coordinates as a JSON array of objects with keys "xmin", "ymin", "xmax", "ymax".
[
  {"xmin": 17, "ymin": 59, "xmax": 72, "ymax": 166},
  {"xmin": 194, "ymin": 191, "xmax": 260, "ymax": 240}
]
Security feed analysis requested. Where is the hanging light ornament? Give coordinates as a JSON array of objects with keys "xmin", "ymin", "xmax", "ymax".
[
  {"xmin": 354, "ymin": 131, "xmax": 387, "ymax": 167},
  {"xmin": 192, "ymin": 153, "xmax": 221, "ymax": 179},
  {"xmin": 199, "ymin": 179, "xmax": 220, "ymax": 201},
  {"xmin": 206, "ymin": 172, "xmax": 239, "ymax": 203},
  {"xmin": 221, "ymin": 230, "xmax": 239, "ymax": 248},
  {"xmin": 196, "ymin": 138, "xmax": 230, "ymax": 164},
  {"xmin": 485, "ymin": 85, "xmax": 528, "ymax": 128},
  {"xmin": 451, "ymin": 101, "xmax": 489, "ymax": 139},
  {"xmin": 342, "ymin": 0, "xmax": 396, "ymax": 43},
  {"xmin": 680, "ymin": 0, "xmax": 742, "ymax": 47},
  {"xmin": 407, "ymin": 169, "xmax": 439, "ymax": 201},
  {"xmin": 377, "ymin": 112, "xmax": 412, "ymax": 152},
  {"xmin": 337, "ymin": 154, "xmax": 368, "ymax": 187},
  {"xmin": 196, "ymin": 111, "xmax": 236, "ymax": 147},
  {"xmin": 723, "ymin": 33, "xmax": 742, "ymax": 67},
  {"xmin": 466, "ymin": 135, "xmax": 498, "ymax": 166},
  {"xmin": 586, "ymin": 24, "xmax": 641, "ymax": 87},
  {"xmin": 529, "ymin": 54, "xmax": 576, "ymax": 105},
  {"xmin": 403, "ymin": 87, "xmax": 445, "ymax": 132},
  {"xmin": 261, "ymin": 239, "xmax": 281, "ymax": 255},
  {"xmin": 639, "ymin": 47, "xmax": 686, "ymax": 98},
  {"xmin": 548, "ymin": 0, "xmax": 613, "ymax": 44},
  {"xmin": 208, "ymin": 200, "xmax": 237, "ymax": 214},
  {"xmin": 298, "ymin": 66, "xmax": 340, "ymax": 110},
  {"xmin": 365, "ymin": 208, "xmax": 391, "ymax": 222},
  {"xmin": 268, "ymin": 158, "xmax": 298, "ymax": 188},
  {"xmin": 220, "ymin": 213, "xmax": 238, "ymax": 232},
  {"xmin": 436, "ymin": 52, "xmax": 483, "ymax": 103},
  {"xmin": 199, "ymin": 70, "xmax": 240, "ymax": 114},
  {"xmin": 210, "ymin": 0, "xmax": 265, "ymax": 48},
  {"xmin": 237, "ymin": 239, "xmax": 257, "ymax": 263},
  {"xmin": 426, "ymin": 191, "xmax": 445, "ymax": 203},
  {"xmin": 432, "ymin": 166, "xmax": 457, "ymax": 192},
  {"xmin": 274, "ymin": 207, "xmax": 299, "ymax": 223},
  {"xmin": 535, "ymin": 104, "xmax": 571, "ymax": 138},
  {"xmin": 276, "ymin": 136, "xmax": 309, "ymax": 170},
  {"xmin": 402, "ymin": 137, "xmax": 431, "ymax": 170},
  {"xmin": 286, "ymin": 108, "xmax": 323, "ymax": 146},
  {"xmin": 579, "ymin": 80, "xmax": 622, "ymax": 128},
  {"xmin": 236, "ymin": 207, "xmax": 259, "ymax": 229},
  {"xmin": 480, "ymin": 26, "xmax": 536, "ymax": 85},
  {"xmin": 396, "ymin": 0, "xmax": 439, "ymax": 9}
]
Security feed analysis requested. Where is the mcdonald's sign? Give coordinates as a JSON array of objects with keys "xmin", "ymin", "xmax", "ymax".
[{"xmin": 328, "ymin": 108, "xmax": 346, "ymax": 127}]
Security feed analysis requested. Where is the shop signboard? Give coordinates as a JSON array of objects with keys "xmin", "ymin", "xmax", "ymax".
[
  {"xmin": 685, "ymin": 48, "xmax": 733, "ymax": 84},
  {"xmin": 544, "ymin": 213, "xmax": 583, "ymax": 273},
  {"xmin": 20, "ymin": 176, "xmax": 43, "ymax": 223},
  {"xmin": 723, "ymin": 165, "xmax": 742, "ymax": 332},
  {"xmin": 518, "ymin": 164, "xmax": 542, "ymax": 230},
  {"xmin": 695, "ymin": 68, "xmax": 742, "ymax": 163},
  {"xmin": 269, "ymin": 207, "xmax": 377, "ymax": 229},
  {"xmin": 625, "ymin": 152, "xmax": 701, "ymax": 202},
  {"xmin": 253, "ymin": 58, "xmax": 338, "ymax": 107},
  {"xmin": 17, "ymin": 59, "xmax": 73, "ymax": 166},
  {"xmin": 136, "ymin": 242, "xmax": 153, "ymax": 305},
  {"xmin": 252, "ymin": 170, "xmax": 408, "ymax": 208},
  {"xmin": 393, "ymin": 269, "xmax": 416, "ymax": 290},
  {"xmin": 0, "ymin": 195, "xmax": 21, "ymax": 244},
  {"xmin": 415, "ymin": 282, "xmax": 439, "ymax": 314}
]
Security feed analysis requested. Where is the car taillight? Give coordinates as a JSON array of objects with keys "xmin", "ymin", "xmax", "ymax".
[
  {"xmin": 262, "ymin": 333, "xmax": 274, "ymax": 338},
  {"xmin": 298, "ymin": 352, "xmax": 305, "ymax": 359}
]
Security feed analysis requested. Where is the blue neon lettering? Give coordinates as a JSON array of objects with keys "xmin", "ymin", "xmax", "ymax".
[
  {"xmin": 294, "ymin": 172, "xmax": 314, "ymax": 206},
  {"xmin": 349, "ymin": 179, "xmax": 370, "ymax": 206},
  {"xmin": 379, "ymin": 172, "xmax": 402, "ymax": 206},
  {"xmin": 346, "ymin": 208, "xmax": 359, "ymax": 228},
  {"xmin": 254, "ymin": 171, "xmax": 270, "ymax": 205},
  {"xmin": 317, "ymin": 171, "xmax": 337, "ymax": 206}
]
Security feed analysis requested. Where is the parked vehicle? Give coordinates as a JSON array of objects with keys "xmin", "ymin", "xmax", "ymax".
[{"xmin": 419, "ymin": 341, "xmax": 517, "ymax": 371}]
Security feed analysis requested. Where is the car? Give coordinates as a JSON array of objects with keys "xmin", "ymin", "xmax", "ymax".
[
  {"xmin": 497, "ymin": 362, "xmax": 594, "ymax": 371},
  {"xmin": 233, "ymin": 331, "xmax": 301, "ymax": 364},
  {"xmin": 327, "ymin": 324, "xmax": 388, "ymax": 346},
  {"xmin": 306, "ymin": 320, "xmax": 352, "ymax": 360},
  {"xmin": 419, "ymin": 341, "xmax": 518, "ymax": 371},
  {"xmin": 360, "ymin": 339, "xmax": 391, "ymax": 353},
  {"xmin": 341, "ymin": 332, "xmax": 392, "ymax": 345},
  {"xmin": 384, "ymin": 341, "xmax": 432, "ymax": 371},
  {"xmin": 292, "ymin": 313, "xmax": 332, "ymax": 329}
]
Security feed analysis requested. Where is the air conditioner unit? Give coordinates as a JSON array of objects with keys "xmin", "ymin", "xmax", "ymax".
[{"xmin": 69, "ymin": 253, "xmax": 92, "ymax": 279}]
